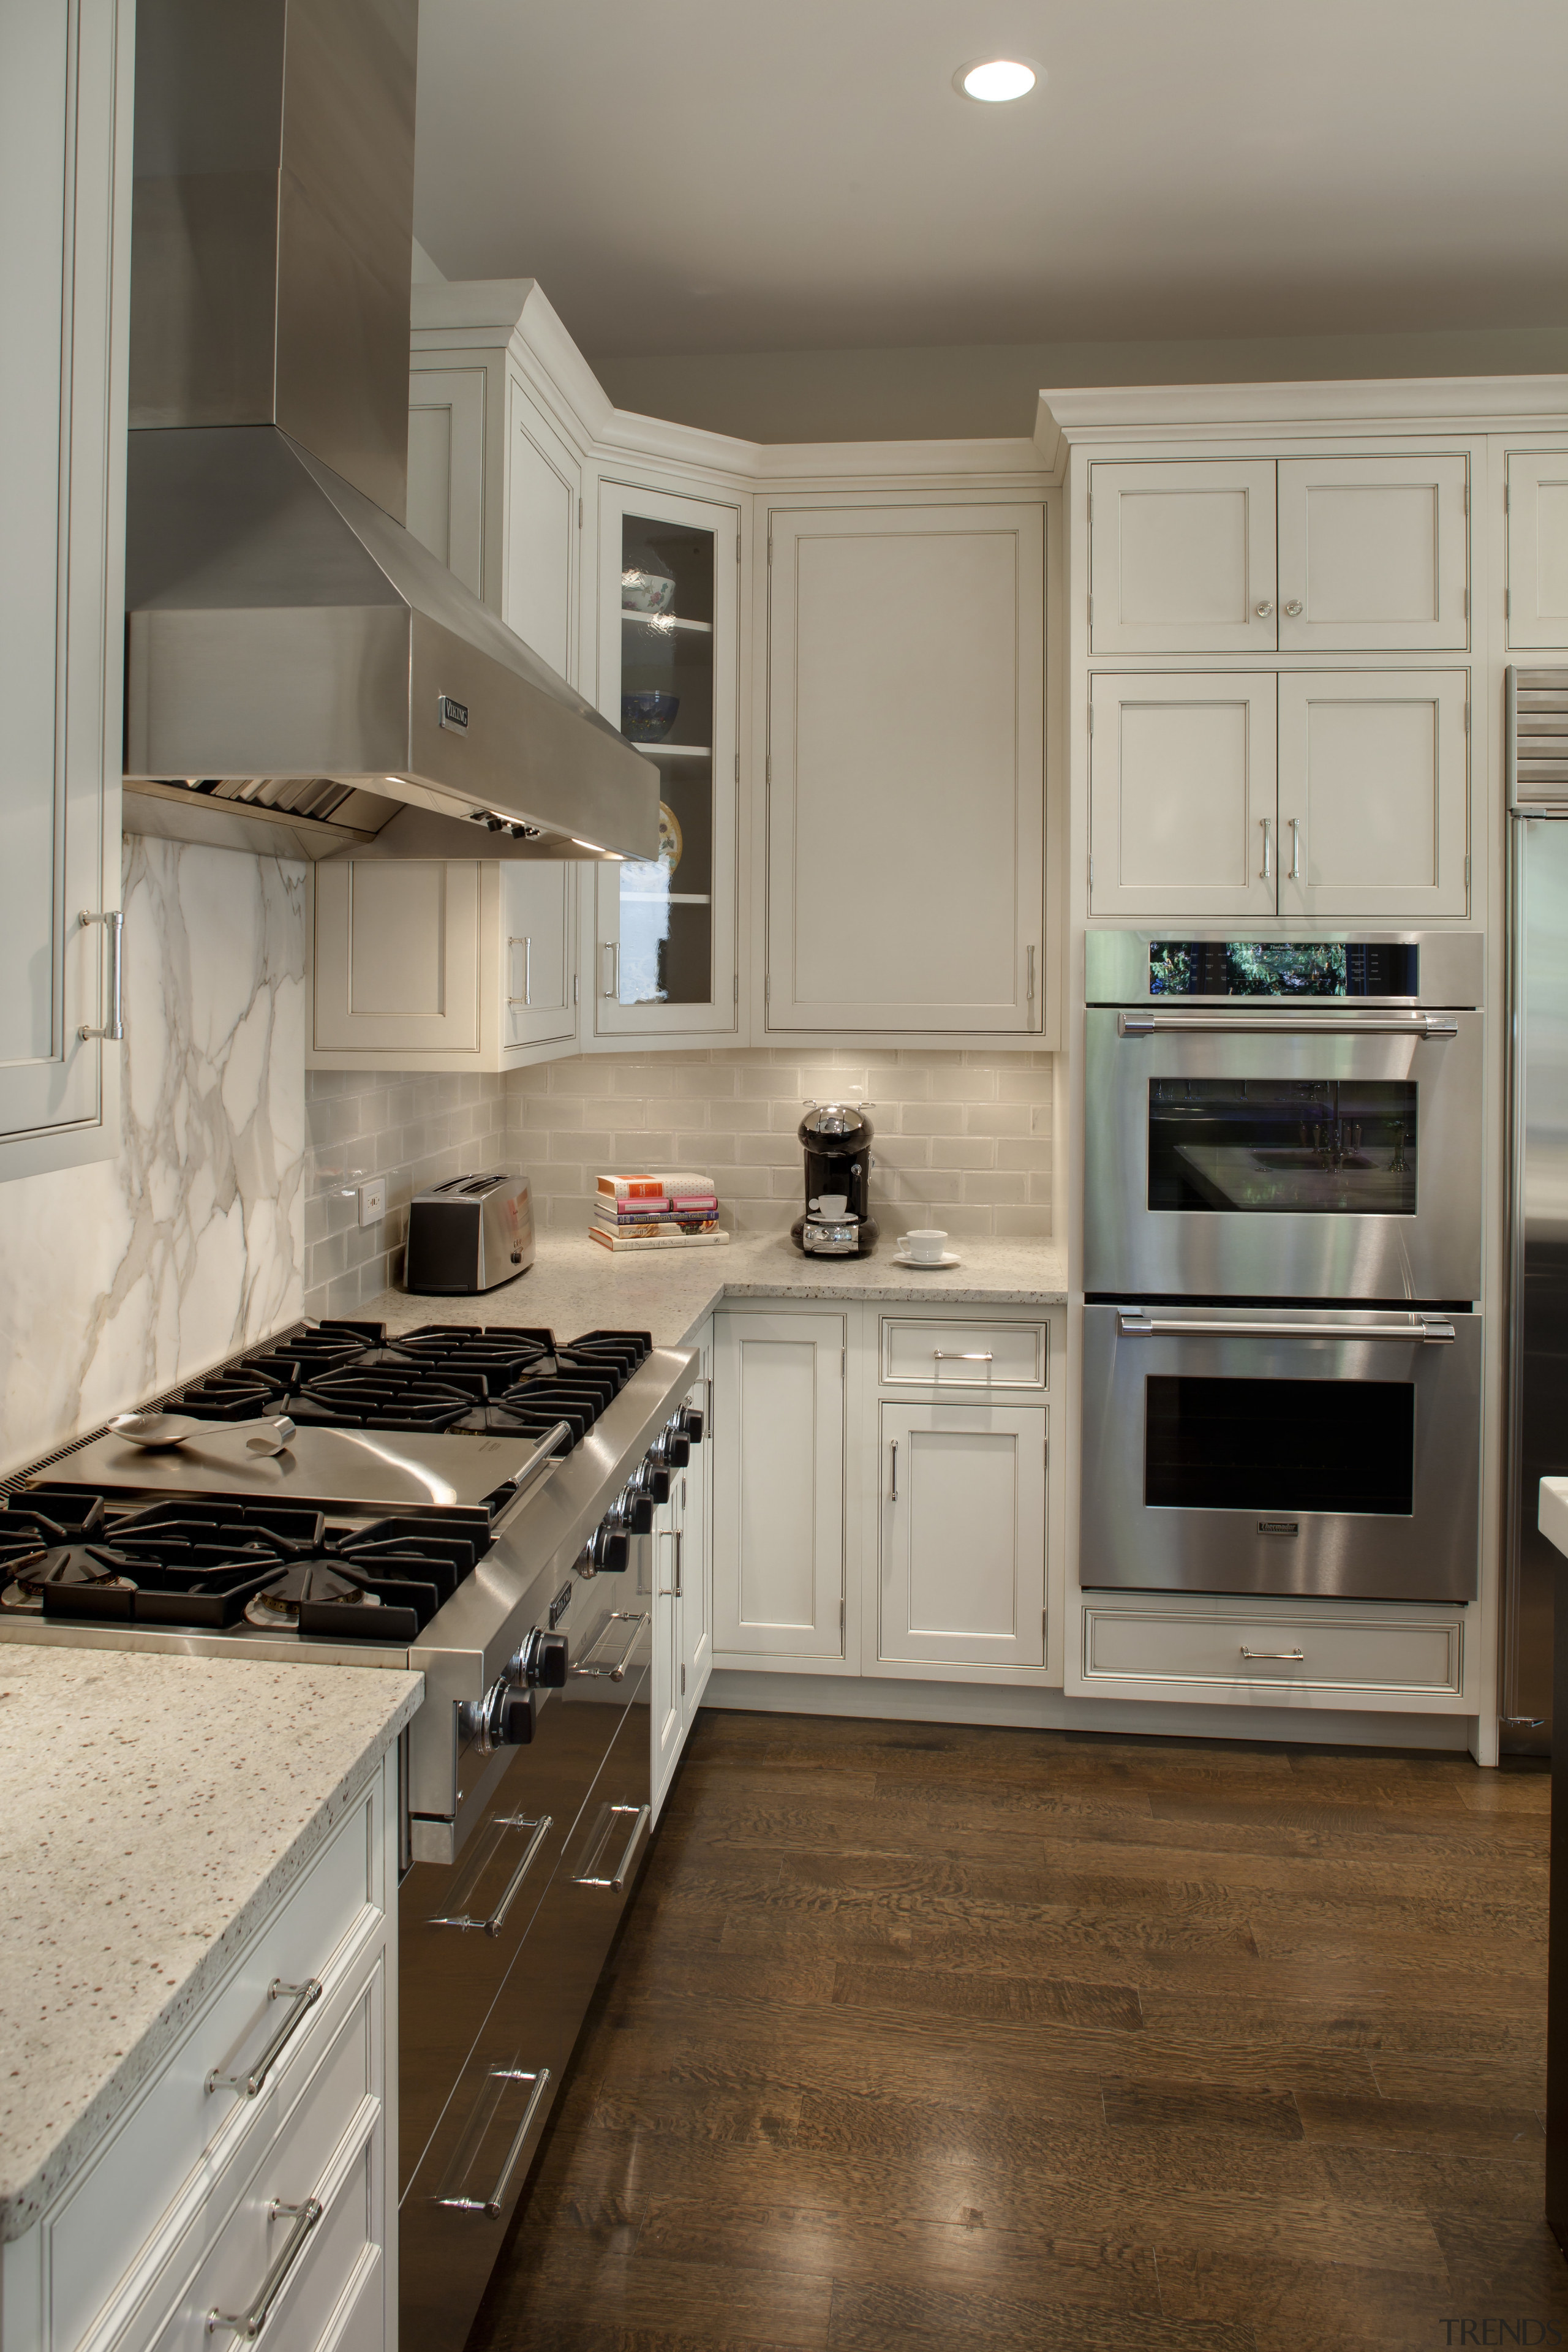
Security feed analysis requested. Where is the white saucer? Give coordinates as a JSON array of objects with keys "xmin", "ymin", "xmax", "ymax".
[{"xmin": 891, "ymin": 1250, "xmax": 962, "ymax": 1268}]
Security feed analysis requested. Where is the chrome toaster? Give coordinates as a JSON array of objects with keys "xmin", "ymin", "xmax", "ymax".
[{"xmin": 404, "ymin": 1171, "xmax": 535, "ymax": 1294}]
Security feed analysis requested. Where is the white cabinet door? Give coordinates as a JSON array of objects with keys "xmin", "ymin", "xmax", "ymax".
[
  {"xmin": 500, "ymin": 862, "xmax": 575, "ymax": 1052},
  {"xmin": 1089, "ymin": 673, "xmax": 1279, "ymax": 918},
  {"xmin": 1277, "ymin": 456, "xmax": 1468, "ymax": 652},
  {"xmin": 1277, "ymin": 671, "xmax": 1469, "ymax": 919},
  {"xmin": 312, "ymin": 862, "xmax": 481, "ymax": 1054},
  {"xmin": 679, "ymin": 1378, "xmax": 713, "ymax": 1717},
  {"xmin": 503, "ymin": 383, "xmax": 581, "ymax": 684},
  {"xmin": 593, "ymin": 481, "xmax": 739, "ymax": 1041},
  {"xmin": 766, "ymin": 503, "xmax": 1044, "ymax": 1033},
  {"xmin": 0, "ymin": 0, "xmax": 130, "ymax": 1177},
  {"xmin": 712, "ymin": 1311, "xmax": 845, "ymax": 1661},
  {"xmin": 406, "ymin": 366, "xmax": 486, "ymax": 600},
  {"xmin": 878, "ymin": 1403, "xmax": 1046, "ymax": 1671},
  {"xmin": 1089, "ymin": 461, "xmax": 1278, "ymax": 654},
  {"xmin": 1508, "ymin": 451, "xmax": 1568, "ymax": 649}
]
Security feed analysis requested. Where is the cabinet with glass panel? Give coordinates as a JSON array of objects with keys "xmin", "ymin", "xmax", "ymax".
[{"xmin": 590, "ymin": 481, "xmax": 740, "ymax": 1042}]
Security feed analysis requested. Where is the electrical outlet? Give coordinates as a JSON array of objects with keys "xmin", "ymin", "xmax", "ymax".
[{"xmin": 357, "ymin": 1177, "xmax": 386, "ymax": 1228}]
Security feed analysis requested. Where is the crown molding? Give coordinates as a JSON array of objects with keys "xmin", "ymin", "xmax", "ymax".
[{"xmin": 1036, "ymin": 375, "xmax": 1568, "ymax": 457}]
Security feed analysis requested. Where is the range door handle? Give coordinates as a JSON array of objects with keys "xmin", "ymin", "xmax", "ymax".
[
  {"xmin": 570, "ymin": 1609, "xmax": 647, "ymax": 1681},
  {"xmin": 1240, "ymin": 1646, "xmax": 1306, "ymax": 1662},
  {"xmin": 435, "ymin": 2065, "xmax": 552, "ymax": 2216},
  {"xmin": 1116, "ymin": 1312, "xmax": 1455, "ymax": 1345},
  {"xmin": 1115, "ymin": 1011, "xmax": 1460, "ymax": 1039},
  {"xmin": 426, "ymin": 1813, "xmax": 553, "ymax": 1937}
]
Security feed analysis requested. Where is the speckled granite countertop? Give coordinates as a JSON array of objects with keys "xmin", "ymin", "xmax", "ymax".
[
  {"xmin": 0, "ymin": 1649, "xmax": 421, "ymax": 2240},
  {"xmin": 360, "ymin": 1229, "xmax": 1068, "ymax": 1349}
]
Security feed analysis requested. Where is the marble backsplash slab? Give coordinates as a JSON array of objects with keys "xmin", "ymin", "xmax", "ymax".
[{"xmin": 0, "ymin": 837, "xmax": 306, "ymax": 1479}]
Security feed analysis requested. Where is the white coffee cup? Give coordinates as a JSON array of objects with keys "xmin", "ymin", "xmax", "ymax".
[
  {"xmin": 901, "ymin": 1228, "xmax": 947, "ymax": 1262},
  {"xmin": 815, "ymin": 1193, "xmax": 850, "ymax": 1218}
]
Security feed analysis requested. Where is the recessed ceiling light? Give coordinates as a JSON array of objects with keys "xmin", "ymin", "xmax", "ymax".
[{"xmin": 954, "ymin": 58, "xmax": 1039, "ymax": 104}]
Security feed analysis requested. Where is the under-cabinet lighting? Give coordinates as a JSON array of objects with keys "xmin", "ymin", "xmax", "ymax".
[
  {"xmin": 955, "ymin": 58, "xmax": 1038, "ymax": 102},
  {"xmin": 571, "ymin": 837, "xmax": 625, "ymax": 859}
]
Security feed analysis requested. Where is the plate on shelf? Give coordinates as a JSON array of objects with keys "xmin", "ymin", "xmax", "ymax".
[{"xmin": 891, "ymin": 1250, "xmax": 963, "ymax": 1268}]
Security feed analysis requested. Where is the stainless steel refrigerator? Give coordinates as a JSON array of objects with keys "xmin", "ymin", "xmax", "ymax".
[{"xmin": 1504, "ymin": 667, "xmax": 1568, "ymax": 1753}]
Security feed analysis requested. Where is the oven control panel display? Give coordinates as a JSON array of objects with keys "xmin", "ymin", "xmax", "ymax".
[{"xmin": 1149, "ymin": 941, "xmax": 1419, "ymax": 998}]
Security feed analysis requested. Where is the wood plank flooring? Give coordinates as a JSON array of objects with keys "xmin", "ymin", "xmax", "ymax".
[{"xmin": 466, "ymin": 1712, "xmax": 1562, "ymax": 2351}]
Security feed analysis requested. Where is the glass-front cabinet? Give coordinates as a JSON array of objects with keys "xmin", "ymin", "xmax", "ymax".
[{"xmin": 591, "ymin": 482, "xmax": 739, "ymax": 1040}]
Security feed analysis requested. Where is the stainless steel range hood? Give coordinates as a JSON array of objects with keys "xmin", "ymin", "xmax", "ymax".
[{"xmin": 122, "ymin": 0, "xmax": 656, "ymax": 866}]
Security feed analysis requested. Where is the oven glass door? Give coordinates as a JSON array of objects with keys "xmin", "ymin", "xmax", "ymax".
[
  {"xmin": 1080, "ymin": 1305, "xmax": 1481, "ymax": 1602},
  {"xmin": 1083, "ymin": 1011, "xmax": 1483, "ymax": 1299}
]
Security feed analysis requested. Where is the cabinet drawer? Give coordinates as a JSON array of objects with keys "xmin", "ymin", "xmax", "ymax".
[
  {"xmin": 881, "ymin": 1317, "xmax": 1046, "ymax": 1390},
  {"xmin": 151, "ymin": 1978, "xmax": 383, "ymax": 2352},
  {"xmin": 1082, "ymin": 1606, "xmax": 1463, "ymax": 1695},
  {"xmin": 48, "ymin": 1785, "xmax": 380, "ymax": 2352}
]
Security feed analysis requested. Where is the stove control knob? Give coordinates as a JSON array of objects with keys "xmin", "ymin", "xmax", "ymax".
[
  {"xmin": 522, "ymin": 1630, "xmax": 568, "ymax": 1688},
  {"xmin": 642, "ymin": 1454, "xmax": 672, "ymax": 1506},
  {"xmin": 494, "ymin": 1689, "xmax": 535, "ymax": 1745},
  {"xmin": 662, "ymin": 1420, "xmax": 692, "ymax": 1469},
  {"xmin": 677, "ymin": 1403, "xmax": 704, "ymax": 1446},
  {"xmin": 623, "ymin": 1478, "xmax": 655, "ymax": 1535},
  {"xmin": 589, "ymin": 1520, "xmax": 630, "ymax": 1575},
  {"xmin": 465, "ymin": 1680, "xmax": 535, "ymax": 1752}
]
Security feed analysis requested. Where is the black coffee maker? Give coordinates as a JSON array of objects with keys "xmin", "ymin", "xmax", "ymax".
[{"xmin": 791, "ymin": 1102, "xmax": 878, "ymax": 1257}]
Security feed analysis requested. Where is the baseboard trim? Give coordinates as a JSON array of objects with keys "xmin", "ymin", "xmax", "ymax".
[{"xmin": 700, "ymin": 1668, "xmax": 1477, "ymax": 1752}]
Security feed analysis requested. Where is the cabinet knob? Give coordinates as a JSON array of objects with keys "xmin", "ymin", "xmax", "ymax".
[
  {"xmin": 1254, "ymin": 601, "xmax": 1275, "ymax": 619},
  {"xmin": 1283, "ymin": 599, "xmax": 1303, "ymax": 617}
]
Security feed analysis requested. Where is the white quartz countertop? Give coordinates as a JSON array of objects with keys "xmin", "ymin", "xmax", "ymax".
[
  {"xmin": 358, "ymin": 1229, "xmax": 1068, "ymax": 1350},
  {"xmin": 0, "ymin": 1649, "xmax": 421, "ymax": 2239}
]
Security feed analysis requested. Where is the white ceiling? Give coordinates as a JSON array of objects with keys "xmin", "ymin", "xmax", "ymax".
[{"xmin": 413, "ymin": 0, "xmax": 1568, "ymax": 361}]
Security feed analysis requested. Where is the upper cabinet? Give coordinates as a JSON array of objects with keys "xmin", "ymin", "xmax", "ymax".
[
  {"xmin": 1508, "ymin": 452, "xmax": 1568, "ymax": 648},
  {"xmin": 0, "ymin": 0, "xmax": 132, "ymax": 1180},
  {"xmin": 1090, "ymin": 668, "xmax": 1469, "ymax": 920},
  {"xmin": 764, "ymin": 502, "xmax": 1045, "ymax": 1036},
  {"xmin": 1089, "ymin": 455, "xmax": 1469, "ymax": 655},
  {"xmin": 590, "ymin": 481, "xmax": 740, "ymax": 1042}
]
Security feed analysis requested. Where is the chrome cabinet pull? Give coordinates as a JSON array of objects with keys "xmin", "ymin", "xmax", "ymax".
[
  {"xmin": 1283, "ymin": 598, "xmax": 1304, "ymax": 617},
  {"xmin": 78, "ymin": 909, "xmax": 124, "ymax": 1042},
  {"xmin": 656, "ymin": 1529, "xmax": 683, "ymax": 1599},
  {"xmin": 1117, "ymin": 1311, "xmax": 1455, "ymax": 1345},
  {"xmin": 435, "ymin": 2066, "xmax": 551, "ymax": 2216},
  {"xmin": 428, "ymin": 1814, "xmax": 552, "ymax": 1937},
  {"xmin": 1240, "ymin": 1646, "xmax": 1305, "ymax": 1662},
  {"xmin": 573, "ymin": 1802, "xmax": 650, "ymax": 1890},
  {"xmin": 600, "ymin": 941, "xmax": 619, "ymax": 998},
  {"xmin": 1254, "ymin": 600, "xmax": 1275, "ymax": 619},
  {"xmin": 570, "ymin": 1609, "xmax": 646, "ymax": 1680},
  {"xmin": 1261, "ymin": 816, "xmax": 1272, "ymax": 881},
  {"xmin": 206, "ymin": 2195, "xmax": 323, "ymax": 2337},
  {"xmin": 505, "ymin": 935, "xmax": 532, "ymax": 1008},
  {"xmin": 1288, "ymin": 815, "xmax": 1302, "ymax": 882},
  {"xmin": 206, "ymin": 1977, "xmax": 323, "ymax": 2098},
  {"xmin": 889, "ymin": 1439, "xmax": 898, "ymax": 1502},
  {"xmin": 933, "ymin": 1350, "xmax": 993, "ymax": 1362},
  {"xmin": 1026, "ymin": 943, "xmax": 1036, "ymax": 1005},
  {"xmin": 1117, "ymin": 1011, "xmax": 1458, "ymax": 1040}
]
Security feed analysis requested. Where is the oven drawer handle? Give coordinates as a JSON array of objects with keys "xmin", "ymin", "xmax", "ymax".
[
  {"xmin": 1117, "ymin": 1313, "xmax": 1455, "ymax": 1344},
  {"xmin": 1240, "ymin": 1646, "xmax": 1305, "ymax": 1662},
  {"xmin": 570, "ymin": 1610, "xmax": 647, "ymax": 1681},
  {"xmin": 1116, "ymin": 1011, "xmax": 1459, "ymax": 1039},
  {"xmin": 205, "ymin": 1977, "xmax": 323, "ymax": 2099},
  {"xmin": 428, "ymin": 1814, "xmax": 554, "ymax": 1937},
  {"xmin": 435, "ymin": 2066, "xmax": 552, "ymax": 2217},
  {"xmin": 206, "ymin": 2195, "xmax": 323, "ymax": 2337},
  {"xmin": 573, "ymin": 1801, "xmax": 651, "ymax": 1890}
]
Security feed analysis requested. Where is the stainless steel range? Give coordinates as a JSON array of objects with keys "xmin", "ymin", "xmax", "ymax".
[
  {"xmin": 0, "ymin": 1317, "xmax": 703, "ymax": 2352},
  {"xmin": 1080, "ymin": 931, "xmax": 1485, "ymax": 1605}
]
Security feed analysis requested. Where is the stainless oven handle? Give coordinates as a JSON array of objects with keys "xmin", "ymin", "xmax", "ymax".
[
  {"xmin": 1117, "ymin": 1312, "xmax": 1455, "ymax": 1344},
  {"xmin": 570, "ymin": 1610, "xmax": 647, "ymax": 1681},
  {"xmin": 1240, "ymin": 1646, "xmax": 1305, "ymax": 1662},
  {"xmin": 428, "ymin": 1814, "xmax": 554, "ymax": 1937},
  {"xmin": 1117, "ymin": 1011, "xmax": 1459, "ymax": 1039},
  {"xmin": 435, "ymin": 2067, "xmax": 552, "ymax": 2217}
]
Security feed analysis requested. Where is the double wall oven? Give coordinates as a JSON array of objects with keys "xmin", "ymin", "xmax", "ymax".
[{"xmin": 1080, "ymin": 932, "xmax": 1485, "ymax": 1604}]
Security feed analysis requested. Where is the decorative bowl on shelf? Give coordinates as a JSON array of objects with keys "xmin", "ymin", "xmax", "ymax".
[
  {"xmin": 621, "ymin": 691, "xmax": 680, "ymax": 743},
  {"xmin": 622, "ymin": 559, "xmax": 676, "ymax": 614}
]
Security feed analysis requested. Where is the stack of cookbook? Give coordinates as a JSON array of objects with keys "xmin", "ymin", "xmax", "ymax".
[{"xmin": 590, "ymin": 1172, "xmax": 728, "ymax": 1252}]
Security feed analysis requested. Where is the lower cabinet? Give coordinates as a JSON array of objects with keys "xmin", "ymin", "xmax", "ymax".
[
  {"xmin": 711, "ymin": 1300, "xmax": 1056, "ymax": 1685},
  {"xmin": 652, "ymin": 1349, "xmax": 714, "ymax": 1815},
  {"xmin": 2, "ymin": 1751, "xmax": 398, "ymax": 2352},
  {"xmin": 711, "ymin": 1310, "xmax": 848, "ymax": 1664},
  {"xmin": 878, "ymin": 1401, "xmax": 1047, "ymax": 1671}
]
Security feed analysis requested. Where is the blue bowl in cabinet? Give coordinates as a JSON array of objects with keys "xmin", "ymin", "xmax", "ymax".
[{"xmin": 621, "ymin": 692, "xmax": 680, "ymax": 744}]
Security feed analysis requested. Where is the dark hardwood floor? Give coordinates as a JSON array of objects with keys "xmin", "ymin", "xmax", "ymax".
[{"xmin": 467, "ymin": 1711, "xmax": 1561, "ymax": 2351}]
